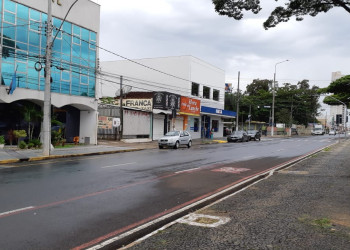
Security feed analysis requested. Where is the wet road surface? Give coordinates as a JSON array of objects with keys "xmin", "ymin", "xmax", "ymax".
[{"xmin": 0, "ymin": 136, "xmax": 339, "ymax": 249}]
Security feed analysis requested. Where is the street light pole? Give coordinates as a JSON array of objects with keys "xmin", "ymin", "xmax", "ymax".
[{"xmin": 271, "ymin": 59, "xmax": 289, "ymax": 136}]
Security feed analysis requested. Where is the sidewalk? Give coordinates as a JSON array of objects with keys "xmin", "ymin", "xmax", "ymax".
[
  {"xmin": 0, "ymin": 137, "xmax": 226, "ymax": 165},
  {"xmin": 125, "ymin": 139, "xmax": 350, "ymax": 250}
]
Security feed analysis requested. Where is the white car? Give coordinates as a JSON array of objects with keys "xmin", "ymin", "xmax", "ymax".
[
  {"xmin": 329, "ymin": 130, "xmax": 336, "ymax": 135},
  {"xmin": 158, "ymin": 130, "xmax": 192, "ymax": 149}
]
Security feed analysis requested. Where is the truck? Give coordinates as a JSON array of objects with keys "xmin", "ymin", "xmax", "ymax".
[{"xmin": 311, "ymin": 124, "xmax": 325, "ymax": 135}]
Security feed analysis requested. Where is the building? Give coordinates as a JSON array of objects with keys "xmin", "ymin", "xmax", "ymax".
[
  {"xmin": 0, "ymin": 0, "xmax": 100, "ymax": 144},
  {"xmin": 100, "ymin": 55, "xmax": 236, "ymax": 140}
]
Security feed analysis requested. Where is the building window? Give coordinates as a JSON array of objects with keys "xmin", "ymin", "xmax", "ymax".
[
  {"xmin": 203, "ymin": 86, "xmax": 210, "ymax": 99},
  {"xmin": 194, "ymin": 118, "xmax": 199, "ymax": 132},
  {"xmin": 191, "ymin": 82, "xmax": 199, "ymax": 96},
  {"xmin": 212, "ymin": 120, "xmax": 219, "ymax": 132},
  {"xmin": 213, "ymin": 89, "xmax": 219, "ymax": 101}
]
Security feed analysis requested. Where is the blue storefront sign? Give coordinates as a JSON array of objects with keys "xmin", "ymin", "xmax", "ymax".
[{"xmin": 201, "ymin": 106, "xmax": 236, "ymax": 117}]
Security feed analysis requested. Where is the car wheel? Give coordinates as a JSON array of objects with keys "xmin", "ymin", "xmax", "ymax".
[
  {"xmin": 174, "ymin": 141, "xmax": 179, "ymax": 149},
  {"xmin": 159, "ymin": 145, "xmax": 163, "ymax": 149},
  {"xmin": 187, "ymin": 140, "xmax": 192, "ymax": 148}
]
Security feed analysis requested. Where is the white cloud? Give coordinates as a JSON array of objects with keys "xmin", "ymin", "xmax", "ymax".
[{"xmin": 96, "ymin": 0, "xmax": 350, "ymax": 91}]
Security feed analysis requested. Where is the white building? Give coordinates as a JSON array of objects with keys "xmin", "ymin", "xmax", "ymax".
[
  {"xmin": 0, "ymin": 0, "xmax": 100, "ymax": 145},
  {"xmin": 100, "ymin": 55, "xmax": 236, "ymax": 140}
]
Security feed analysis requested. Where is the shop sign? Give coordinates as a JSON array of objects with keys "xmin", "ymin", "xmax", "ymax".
[
  {"xmin": 114, "ymin": 99, "xmax": 153, "ymax": 111},
  {"xmin": 153, "ymin": 92, "xmax": 180, "ymax": 110},
  {"xmin": 180, "ymin": 97, "xmax": 200, "ymax": 115},
  {"xmin": 98, "ymin": 116, "xmax": 113, "ymax": 129}
]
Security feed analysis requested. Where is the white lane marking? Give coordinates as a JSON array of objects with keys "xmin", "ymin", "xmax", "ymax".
[
  {"xmin": 175, "ymin": 167, "xmax": 201, "ymax": 174},
  {"xmin": 101, "ymin": 162, "xmax": 137, "ymax": 169},
  {"xmin": 0, "ymin": 206, "xmax": 34, "ymax": 216}
]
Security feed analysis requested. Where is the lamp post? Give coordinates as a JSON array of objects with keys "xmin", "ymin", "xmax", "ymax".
[{"xmin": 271, "ymin": 59, "xmax": 289, "ymax": 136}]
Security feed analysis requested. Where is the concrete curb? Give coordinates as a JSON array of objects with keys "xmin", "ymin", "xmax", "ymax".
[{"xmin": 0, "ymin": 148, "xmax": 143, "ymax": 165}]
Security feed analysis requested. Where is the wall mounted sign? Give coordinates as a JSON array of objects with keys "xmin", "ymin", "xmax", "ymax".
[
  {"xmin": 114, "ymin": 98, "xmax": 153, "ymax": 111},
  {"xmin": 180, "ymin": 97, "xmax": 200, "ymax": 116},
  {"xmin": 153, "ymin": 92, "xmax": 180, "ymax": 110}
]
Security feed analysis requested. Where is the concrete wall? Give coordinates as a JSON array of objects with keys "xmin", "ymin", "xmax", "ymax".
[{"xmin": 79, "ymin": 110, "xmax": 98, "ymax": 144}]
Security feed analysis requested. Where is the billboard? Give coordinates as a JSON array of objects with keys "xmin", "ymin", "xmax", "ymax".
[
  {"xmin": 225, "ymin": 83, "xmax": 232, "ymax": 93},
  {"xmin": 180, "ymin": 97, "xmax": 200, "ymax": 116}
]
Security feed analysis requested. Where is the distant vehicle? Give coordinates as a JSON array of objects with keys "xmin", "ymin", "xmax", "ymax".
[
  {"xmin": 311, "ymin": 124, "xmax": 325, "ymax": 135},
  {"xmin": 329, "ymin": 130, "xmax": 336, "ymax": 136},
  {"xmin": 158, "ymin": 130, "xmax": 192, "ymax": 149},
  {"xmin": 247, "ymin": 130, "xmax": 261, "ymax": 141},
  {"xmin": 227, "ymin": 131, "xmax": 249, "ymax": 142}
]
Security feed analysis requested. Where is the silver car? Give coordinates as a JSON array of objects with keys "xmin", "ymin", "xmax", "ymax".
[{"xmin": 158, "ymin": 130, "xmax": 192, "ymax": 149}]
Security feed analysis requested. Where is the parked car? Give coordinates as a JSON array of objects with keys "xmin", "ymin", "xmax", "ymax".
[
  {"xmin": 227, "ymin": 131, "xmax": 249, "ymax": 142},
  {"xmin": 329, "ymin": 130, "xmax": 336, "ymax": 136},
  {"xmin": 247, "ymin": 130, "xmax": 261, "ymax": 141},
  {"xmin": 158, "ymin": 130, "xmax": 192, "ymax": 149}
]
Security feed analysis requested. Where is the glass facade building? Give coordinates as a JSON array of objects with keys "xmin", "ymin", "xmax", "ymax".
[{"xmin": 0, "ymin": 0, "xmax": 97, "ymax": 97}]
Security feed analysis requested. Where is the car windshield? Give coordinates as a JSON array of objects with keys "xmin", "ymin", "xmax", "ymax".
[
  {"xmin": 232, "ymin": 131, "xmax": 244, "ymax": 136},
  {"xmin": 247, "ymin": 130, "xmax": 256, "ymax": 133},
  {"xmin": 165, "ymin": 131, "xmax": 180, "ymax": 136}
]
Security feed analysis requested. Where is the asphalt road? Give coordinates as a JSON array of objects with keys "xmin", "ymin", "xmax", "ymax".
[{"xmin": 0, "ymin": 135, "xmax": 340, "ymax": 249}]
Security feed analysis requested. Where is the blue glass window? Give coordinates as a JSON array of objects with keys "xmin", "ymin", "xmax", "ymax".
[
  {"xmin": 16, "ymin": 19, "xmax": 28, "ymax": 44},
  {"xmin": 4, "ymin": 11, "xmax": 15, "ymax": 23},
  {"xmin": 4, "ymin": 0, "xmax": 15, "ymax": 12},
  {"xmin": 3, "ymin": 25, "xmax": 15, "ymax": 40},
  {"xmin": 29, "ymin": 9, "xmax": 40, "ymax": 21},
  {"xmin": 17, "ymin": 4, "xmax": 28, "ymax": 20},
  {"xmin": 29, "ymin": 31, "xmax": 40, "ymax": 46}
]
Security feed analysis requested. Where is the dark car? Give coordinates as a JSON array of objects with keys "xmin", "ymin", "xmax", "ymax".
[
  {"xmin": 227, "ymin": 131, "xmax": 249, "ymax": 142},
  {"xmin": 247, "ymin": 130, "xmax": 261, "ymax": 141}
]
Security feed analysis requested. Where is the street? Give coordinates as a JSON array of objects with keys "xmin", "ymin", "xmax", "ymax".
[{"xmin": 0, "ymin": 135, "xmax": 340, "ymax": 249}]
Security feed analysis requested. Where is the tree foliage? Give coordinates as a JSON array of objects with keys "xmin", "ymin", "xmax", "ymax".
[
  {"xmin": 318, "ymin": 75, "xmax": 350, "ymax": 107},
  {"xmin": 225, "ymin": 79, "xmax": 320, "ymax": 126},
  {"xmin": 212, "ymin": 0, "xmax": 350, "ymax": 29}
]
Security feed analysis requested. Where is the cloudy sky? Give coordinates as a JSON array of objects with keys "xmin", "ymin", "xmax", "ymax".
[{"xmin": 91, "ymin": 0, "xmax": 349, "ymax": 91}]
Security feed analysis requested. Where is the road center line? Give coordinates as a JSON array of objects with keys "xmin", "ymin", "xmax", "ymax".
[
  {"xmin": 175, "ymin": 167, "xmax": 201, "ymax": 174},
  {"xmin": 101, "ymin": 162, "xmax": 137, "ymax": 169},
  {"xmin": 0, "ymin": 206, "xmax": 34, "ymax": 217}
]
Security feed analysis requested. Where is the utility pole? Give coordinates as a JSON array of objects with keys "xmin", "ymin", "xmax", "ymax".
[
  {"xmin": 42, "ymin": 0, "xmax": 79, "ymax": 155},
  {"xmin": 119, "ymin": 76, "xmax": 123, "ymax": 140},
  {"xmin": 236, "ymin": 71, "xmax": 240, "ymax": 132},
  {"xmin": 42, "ymin": 0, "xmax": 53, "ymax": 156}
]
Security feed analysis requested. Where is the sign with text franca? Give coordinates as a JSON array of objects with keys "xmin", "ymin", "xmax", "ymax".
[
  {"xmin": 180, "ymin": 97, "xmax": 200, "ymax": 115},
  {"xmin": 114, "ymin": 99, "xmax": 153, "ymax": 111}
]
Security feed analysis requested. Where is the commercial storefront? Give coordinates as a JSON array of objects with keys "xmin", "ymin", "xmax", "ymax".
[
  {"xmin": 200, "ymin": 106, "xmax": 236, "ymax": 139},
  {"xmin": 152, "ymin": 91, "xmax": 181, "ymax": 140},
  {"xmin": 0, "ymin": 0, "xmax": 100, "ymax": 145},
  {"xmin": 179, "ymin": 96, "xmax": 201, "ymax": 139}
]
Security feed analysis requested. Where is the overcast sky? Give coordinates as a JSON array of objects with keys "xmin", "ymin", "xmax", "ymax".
[{"xmin": 91, "ymin": 0, "xmax": 349, "ymax": 92}]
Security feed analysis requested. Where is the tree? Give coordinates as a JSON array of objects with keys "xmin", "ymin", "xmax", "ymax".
[
  {"xmin": 212, "ymin": 0, "xmax": 350, "ymax": 29},
  {"xmin": 318, "ymin": 75, "xmax": 350, "ymax": 107},
  {"xmin": 21, "ymin": 102, "xmax": 43, "ymax": 140}
]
